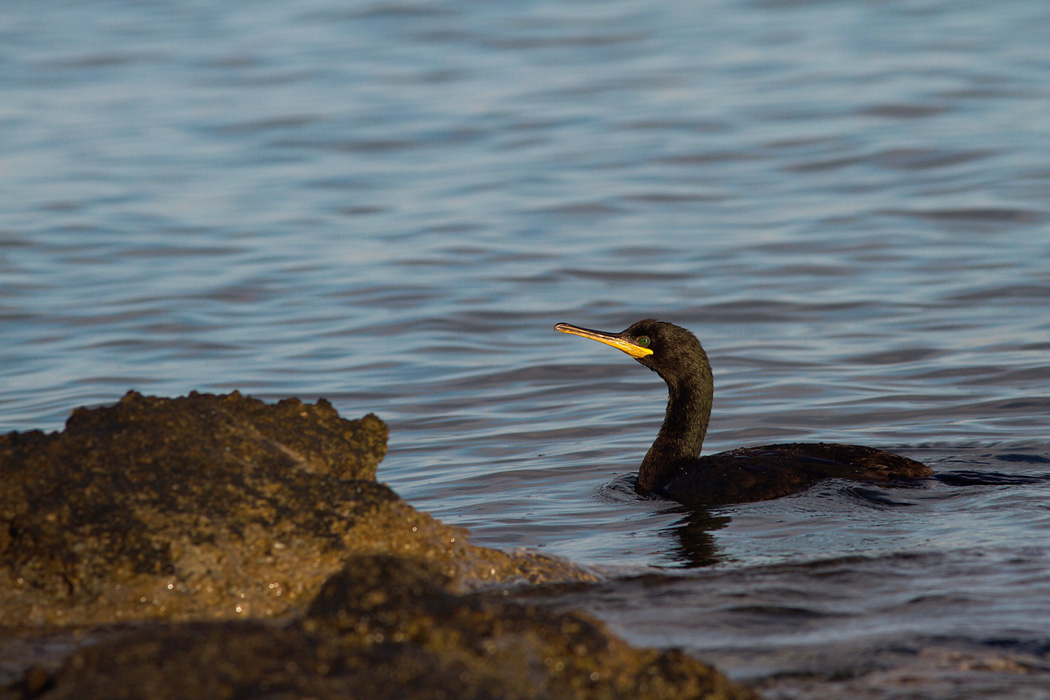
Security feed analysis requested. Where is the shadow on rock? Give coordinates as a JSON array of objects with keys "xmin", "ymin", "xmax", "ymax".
[{"xmin": 12, "ymin": 556, "xmax": 755, "ymax": 700}]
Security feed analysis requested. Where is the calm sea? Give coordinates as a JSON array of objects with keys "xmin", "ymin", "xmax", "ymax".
[{"xmin": 3, "ymin": 0, "xmax": 1050, "ymax": 696}]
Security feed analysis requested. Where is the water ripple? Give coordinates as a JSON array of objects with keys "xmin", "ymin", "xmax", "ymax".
[{"xmin": 5, "ymin": 0, "xmax": 1050, "ymax": 694}]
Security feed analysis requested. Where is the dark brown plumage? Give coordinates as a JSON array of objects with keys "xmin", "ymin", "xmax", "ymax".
[{"xmin": 555, "ymin": 319, "xmax": 931, "ymax": 508}]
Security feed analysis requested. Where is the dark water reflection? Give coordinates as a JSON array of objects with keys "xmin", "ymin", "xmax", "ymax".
[
  {"xmin": 664, "ymin": 509, "xmax": 733, "ymax": 569},
  {"xmin": 4, "ymin": 0, "xmax": 1050, "ymax": 695}
]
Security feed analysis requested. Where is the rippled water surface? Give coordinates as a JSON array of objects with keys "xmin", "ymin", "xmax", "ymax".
[{"xmin": 4, "ymin": 0, "xmax": 1050, "ymax": 696}]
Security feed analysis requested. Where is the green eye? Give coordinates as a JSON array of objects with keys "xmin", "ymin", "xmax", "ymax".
[{"xmin": 637, "ymin": 336, "xmax": 650, "ymax": 347}]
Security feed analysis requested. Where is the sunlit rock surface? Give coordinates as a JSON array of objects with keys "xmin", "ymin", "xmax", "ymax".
[{"xmin": 0, "ymin": 391, "xmax": 593, "ymax": 626}]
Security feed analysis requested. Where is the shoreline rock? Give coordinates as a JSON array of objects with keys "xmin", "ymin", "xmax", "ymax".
[
  {"xmin": 11, "ymin": 555, "xmax": 754, "ymax": 700},
  {"xmin": 1, "ymin": 391, "xmax": 594, "ymax": 626},
  {"xmin": 0, "ymin": 392, "xmax": 755, "ymax": 699}
]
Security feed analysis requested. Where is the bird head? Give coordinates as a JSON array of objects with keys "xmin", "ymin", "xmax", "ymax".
[{"xmin": 554, "ymin": 319, "xmax": 709, "ymax": 385}]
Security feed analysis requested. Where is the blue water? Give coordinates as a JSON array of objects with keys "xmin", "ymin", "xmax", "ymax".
[{"xmin": 4, "ymin": 0, "xmax": 1050, "ymax": 696}]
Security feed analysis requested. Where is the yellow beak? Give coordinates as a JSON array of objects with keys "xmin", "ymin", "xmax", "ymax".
[{"xmin": 554, "ymin": 323, "xmax": 654, "ymax": 359}]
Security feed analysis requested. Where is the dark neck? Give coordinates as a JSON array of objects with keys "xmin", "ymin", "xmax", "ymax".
[{"xmin": 637, "ymin": 368, "xmax": 713, "ymax": 493}]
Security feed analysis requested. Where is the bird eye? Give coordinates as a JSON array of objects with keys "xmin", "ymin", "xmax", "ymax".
[{"xmin": 637, "ymin": 336, "xmax": 650, "ymax": 347}]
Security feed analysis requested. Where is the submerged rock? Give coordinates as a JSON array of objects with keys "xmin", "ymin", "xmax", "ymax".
[
  {"xmin": 0, "ymin": 392, "xmax": 755, "ymax": 700},
  {"xmin": 0, "ymin": 391, "xmax": 590, "ymax": 626}
]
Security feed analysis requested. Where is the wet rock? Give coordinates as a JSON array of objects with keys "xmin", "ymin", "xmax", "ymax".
[
  {"xmin": 16, "ymin": 555, "xmax": 756, "ymax": 700},
  {"xmin": 0, "ymin": 391, "xmax": 592, "ymax": 626}
]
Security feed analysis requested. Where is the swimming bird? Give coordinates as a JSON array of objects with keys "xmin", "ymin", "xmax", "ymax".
[{"xmin": 555, "ymin": 319, "xmax": 932, "ymax": 507}]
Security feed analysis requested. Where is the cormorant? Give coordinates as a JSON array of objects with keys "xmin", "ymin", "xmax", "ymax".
[{"xmin": 555, "ymin": 319, "xmax": 932, "ymax": 507}]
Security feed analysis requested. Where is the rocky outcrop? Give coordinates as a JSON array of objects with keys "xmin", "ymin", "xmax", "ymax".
[
  {"xmin": 0, "ymin": 392, "xmax": 755, "ymax": 700},
  {"xmin": 13, "ymin": 555, "xmax": 754, "ymax": 700},
  {"xmin": 0, "ymin": 391, "xmax": 592, "ymax": 626}
]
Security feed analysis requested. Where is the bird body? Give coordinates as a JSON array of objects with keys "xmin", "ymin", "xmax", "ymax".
[{"xmin": 555, "ymin": 319, "xmax": 931, "ymax": 508}]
